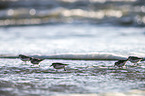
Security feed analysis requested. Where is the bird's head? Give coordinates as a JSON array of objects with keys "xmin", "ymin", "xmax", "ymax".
[
  {"xmin": 114, "ymin": 61, "xmax": 118, "ymax": 67},
  {"xmin": 50, "ymin": 63, "xmax": 54, "ymax": 67},
  {"xmin": 18, "ymin": 54, "xmax": 23, "ymax": 57},
  {"xmin": 29, "ymin": 57, "xmax": 33, "ymax": 60},
  {"xmin": 127, "ymin": 56, "xmax": 132, "ymax": 60},
  {"xmin": 50, "ymin": 63, "xmax": 57, "ymax": 67}
]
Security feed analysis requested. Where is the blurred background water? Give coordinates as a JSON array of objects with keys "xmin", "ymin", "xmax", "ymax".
[
  {"xmin": 0, "ymin": 0, "xmax": 145, "ymax": 26},
  {"xmin": 0, "ymin": 0, "xmax": 145, "ymax": 96}
]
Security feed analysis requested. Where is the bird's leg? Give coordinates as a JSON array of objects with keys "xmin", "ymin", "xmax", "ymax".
[
  {"xmin": 64, "ymin": 67, "xmax": 66, "ymax": 71},
  {"xmin": 125, "ymin": 65, "xmax": 128, "ymax": 69},
  {"xmin": 133, "ymin": 63, "xmax": 137, "ymax": 66},
  {"xmin": 114, "ymin": 66, "xmax": 117, "ymax": 69},
  {"xmin": 30, "ymin": 65, "xmax": 33, "ymax": 67}
]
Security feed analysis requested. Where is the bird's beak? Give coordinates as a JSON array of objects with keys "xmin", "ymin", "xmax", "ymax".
[{"xmin": 50, "ymin": 65, "xmax": 52, "ymax": 67}]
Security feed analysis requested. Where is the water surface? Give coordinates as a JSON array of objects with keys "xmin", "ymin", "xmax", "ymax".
[{"xmin": 0, "ymin": 23, "xmax": 145, "ymax": 96}]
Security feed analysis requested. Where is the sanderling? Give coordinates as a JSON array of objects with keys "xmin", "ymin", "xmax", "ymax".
[
  {"xmin": 30, "ymin": 57, "xmax": 44, "ymax": 66},
  {"xmin": 114, "ymin": 59, "xmax": 128, "ymax": 68},
  {"xmin": 50, "ymin": 63, "xmax": 69, "ymax": 71},
  {"xmin": 19, "ymin": 54, "xmax": 32, "ymax": 64},
  {"xmin": 127, "ymin": 56, "xmax": 143, "ymax": 65}
]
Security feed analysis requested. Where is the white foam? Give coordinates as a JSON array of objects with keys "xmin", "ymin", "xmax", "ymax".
[
  {"xmin": 38, "ymin": 52, "xmax": 127, "ymax": 60},
  {"xmin": 0, "ymin": 53, "xmax": 128, "ymax": 60}
]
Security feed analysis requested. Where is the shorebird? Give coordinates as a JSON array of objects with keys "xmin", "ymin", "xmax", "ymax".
[
  {"xmin": 127, "ymin": 56, "xmax": 143, "ymax": 65},
  {"xmin": 50, "ymin": 63, "xmax": 69, "ymax": 71},
  {"xmin": 30, "ymin": 57, "xmax": 44, "ymax": 67},
  {"xmin": 19, "ymin": 54, "xmax": 32, "ymax": 64},
  {"xmin": 114, "ymin": 59, "xmax": 128, "ymax": 68}
]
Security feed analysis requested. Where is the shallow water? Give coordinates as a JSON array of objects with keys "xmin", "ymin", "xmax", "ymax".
[
  {"xmin": 0, "ymin": 23, "xmax": 145, "ymax": 96},
  {"xmin": 0, "ymin": 59, "xmax": 145, "ymax": 96}
]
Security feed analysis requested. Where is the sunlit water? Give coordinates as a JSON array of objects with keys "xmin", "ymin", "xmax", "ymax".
[
  {"xmin": 0, "ymin": 23, "xmax": 145, "ymax": 95},
  {"xmin": 0, "ymin": 0, "xmax": 145, "ymax": 26}
]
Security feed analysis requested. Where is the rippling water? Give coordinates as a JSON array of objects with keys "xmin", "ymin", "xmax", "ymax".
[
  {"xmin": 0, "ymin": 23, "xmax": 145, "ymax": 96},
  {"xmin": 0, "ymin": 0, "xmax": 145, "ymax": 96},
  {"xmin": 0, "ymin": 59, "xmax": 145, "ymax": 96}
]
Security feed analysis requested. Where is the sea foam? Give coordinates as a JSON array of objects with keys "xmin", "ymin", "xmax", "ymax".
[{"xmin": 0, "ymin": 53, "xmax": 127, "ymax": 60}]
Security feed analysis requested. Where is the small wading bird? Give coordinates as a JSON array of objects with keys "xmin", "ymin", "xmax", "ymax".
[
  {"xmin": 50, "ymin": 63, "xmax": 69, "ymax": 71},
  {"xmin": 19, "ymin": 54, "xmax": 32, "ymax": 64},
  {"xmin": 30, "ymin": 57, "xmax": 44, "ymax": 67},
  {"xmin": 114, "ymin": 59, "xmax": 128, "ymax": 68},
  {"xmin": 127, "ymin": 56, "xmax": 143, "ymax": 65}
]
